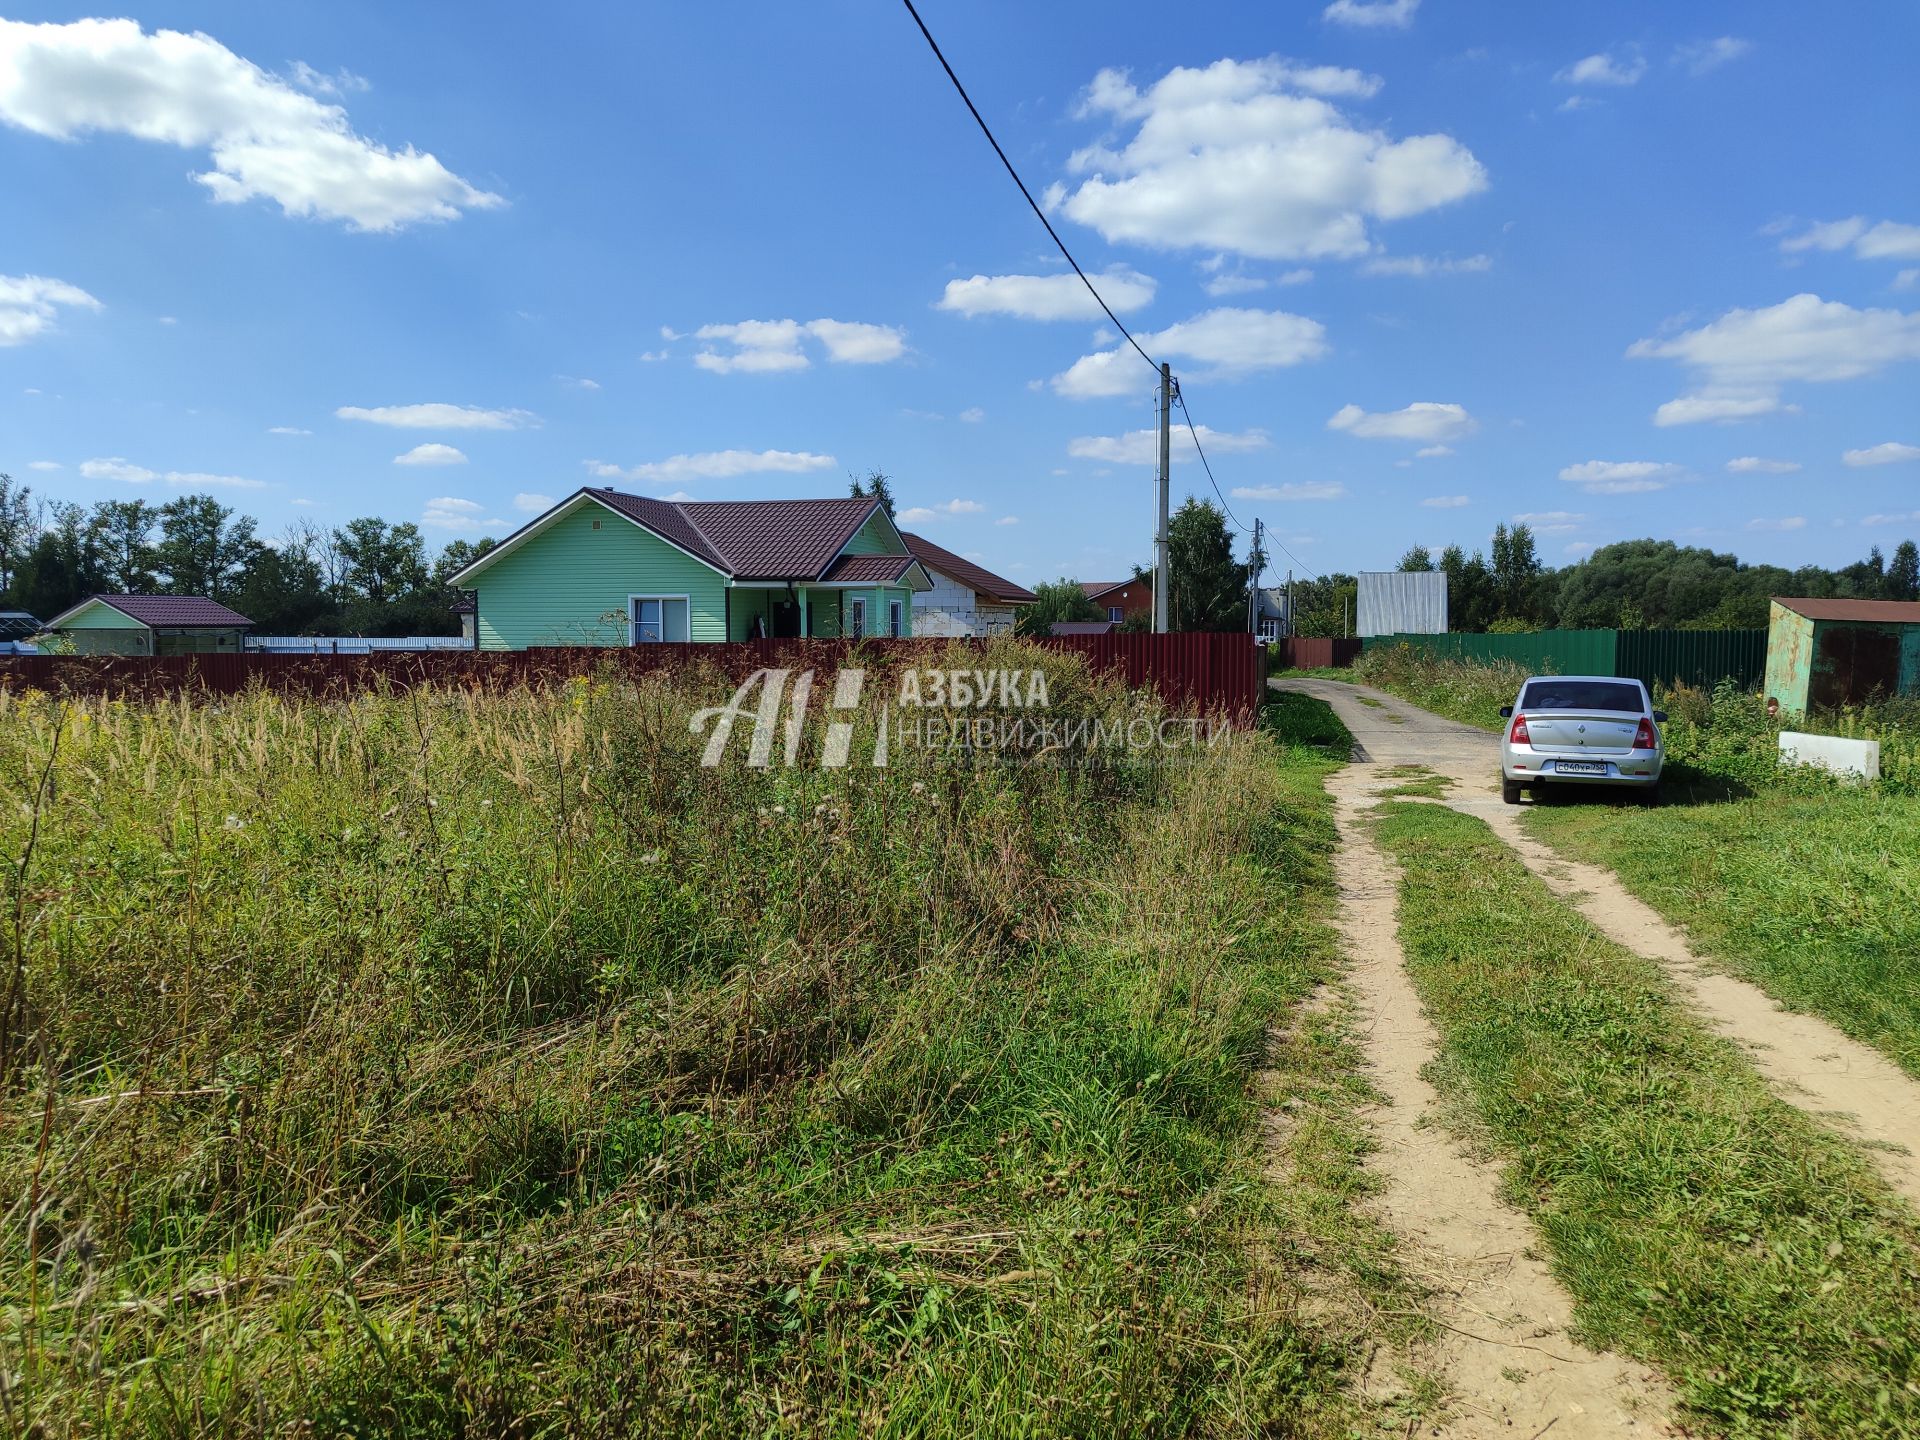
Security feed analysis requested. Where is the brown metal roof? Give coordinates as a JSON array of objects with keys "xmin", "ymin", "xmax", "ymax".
[
  {"xmin": 1081, "ymin": 578, "xmax": 1149, "ymax": 602},
  {"xmin": 70, "ymin": 595, "xmax": 253, "ymax": 628},
  {"xmin": 901, "ymin": 531, "xmax": 1037, "ymax": 604},
  {"xmin": 1773, "ymin": 596, "xmax": 1920, "ymax": 624},
  {"xmin": 676, "ymin": 496, "xmax": 882, "ymax": 579},
  {"xmin": 588, "ymin": 489, "xmax": 730, "ymax": 570},
  {"xmin": 1049, "ymin": 620, "xmax": 1117, "ymax": 636},
  {"xmin": 820, "ymin": 553, "xmax": 917, "ymax": 583}
]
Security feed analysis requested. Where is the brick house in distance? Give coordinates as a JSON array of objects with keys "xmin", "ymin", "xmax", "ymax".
[
  {"xmin": 902, "ymin": 531, "xmax": 1036, "ymax": 636},
  {"xmin": 1081, "ymin": 577, "xmax": 1153, "ymax": 626}
]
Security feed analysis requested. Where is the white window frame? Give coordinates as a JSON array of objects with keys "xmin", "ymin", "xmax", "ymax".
[
  {"xmin": 888, "ymin": 598, "xmax": 903, "ymax": 638},
  {"xmin": 628, "ymin": 593, "xmax": 692, "ymax": 645},
  {"xmin": 849, "ymin": 596, "xmax": 867, "ymax": 639},
  {"xmin": 1108, "ymin": 605, "xmax": 1124, "ymax": 623}
]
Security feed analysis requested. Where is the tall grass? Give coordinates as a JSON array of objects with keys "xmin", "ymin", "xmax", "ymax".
[{"xmin": 1, "ymin": 646, "xmax": 1410, "ymax": 1436}]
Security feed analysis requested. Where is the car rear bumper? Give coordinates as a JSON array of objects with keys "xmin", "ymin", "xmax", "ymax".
[{"xmin": 1501, "ymin": 747, "xmax": 1662, "ymax": 786}]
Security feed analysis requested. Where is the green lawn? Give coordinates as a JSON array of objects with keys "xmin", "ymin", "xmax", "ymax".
[
  {"xmin": 1373, "ymin": 800, "xmax": 1920, "ymax": 1438},
  {"xmin": 1527, "ymin": 789, "xmax": 1920, "ymax": 1078}
]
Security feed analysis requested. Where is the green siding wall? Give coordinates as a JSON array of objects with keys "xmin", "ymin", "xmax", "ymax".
[
  {"xmin": 473, "ymin": 500, "xmax": 728, "ymax": 650},
  {"xmin": 61, "ymin": 601, "xmax": 145, "ymax": 630},
  {"xmin": 1366, "ymin": 627, "xmax": 1765, "ymax": 690},
  {"xmin": 840, "ymin": 509, "xmax": 902, "ymax": 556}
]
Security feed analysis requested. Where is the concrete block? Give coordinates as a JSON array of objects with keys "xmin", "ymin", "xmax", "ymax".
[{"xmin": 1779, "ymin": 730, "xmax": 1880, "ymax": 782}]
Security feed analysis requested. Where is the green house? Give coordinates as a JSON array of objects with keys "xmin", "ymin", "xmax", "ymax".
[
  {"xmin": 448, "ymin": 488, "xmax": 933, "ymax": 650},
  {"xmin": 42, "ymin": 594, "xmax": 254, "ymax": 655}
]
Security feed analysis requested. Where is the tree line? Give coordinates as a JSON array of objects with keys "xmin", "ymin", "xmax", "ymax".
[
  {"xmin": 1393, "ymin": 523, "xmax": 1920, "ymax": 633},
  {"xmin": 0, "ymin": 475, "xmax": 497, "ymax": 635}
]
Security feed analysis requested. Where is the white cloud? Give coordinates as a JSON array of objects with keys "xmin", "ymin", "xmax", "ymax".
[
  {"xmin": 1863, "ymin": 511, "xmax": 1920, "ymax": 526},
  {"xmin": 27, "ymin": 459, "xmax": 61, "ymax": 470},
  {"xmin": 1069, "ymin": 425, "xmax": 1271, "ymax": 466},
  {"xmin": 1514, "ymin": 510, "xmax": 1584, "ymax": 533},
  {"xmin": 0, "ymin": 18, "xmax": 500, "ymax": 231},
  {"xmin": 1327, "ymin": 401, "xmax": 1477, "ymax": 443},
  {"xmin": 1897, "ymin": 269, "xmax": 1919, "ymax": 293},
  {"xmin": 0, "ymin": 274, "xmax": 101, "ymax": 345},
  {"xmin": 1053, "ymin": 306, "xmax": 1328, "ymax": 397},
  {"xmin": 936, "ymin": 268, "xmax": 1156, "ymax": 320},
  {"xmin": 1558, "ymin": 96, "xmax": 1598, "ymax": 113},
  {"xmin": 1058, "ymin": 59, "xmax": 1485, "ymax": 263},
  {"xmin": 394, "ymin": 442, "xmax": 467, "ymax": 467},
  {"xmin": 79, "ymin": 456, "xmax": 265, "ymax": 488},
  {"xmin": 1559, "ymin": 460, "xmax": 1683, "ymax": 494},
  {"xmin": 898, "ymin": 499, "xmax": 987, "ymax": 524},
  {"xmin": 1843, "ymin": 442, "xmax": 1920, "ymax": 467},
  {"xmin": 1780, "ymin": 217, "xmax": 1920, "ymax": 263},
  {"xmin": 1415, "ymin": 445, "xmax": 1454, "ymax": 458},
  {"xmin": 1631, "ymin": 293, "xmax": 1920, "ymax": 424},
  {"xmin": 555, "ymin": 375, "xmax": 600, "ymax": 390},
  {"xmin": 1322, "ymin": 0, "xmax": 1419, "ymax": 28},
  {"xmin": 1557, "ymin": 50, "xmax": 1647, "ymax": 86},
  {"xmin": 1420, "ymin": 494, "xmax": 1468, "ymax": 507},
  {"xmin": 1725, "ymin": 456, "xmax": 1801, "ymax": 474},
  {"xmin": 1673, "ymin": 37, "xmax": 1751, "ymax": 75},
  {"xmin": 958, "ymin": 406, "xmax": 985, "ymax": 423},
  {"xmin": 336, "ymin": 403, "xmax": 535, "ymax": 430},
  {"xmin": 287, "ymin": 60, "xmax": 368, "ymax": 97},
  {"xmin": 1653, "ymin": 393, "xmax": 1792, "ymax": 426},
  {"xmin": 266, "ymin": 425, "xmax": 311, "ymax": 436},
  {"xmin": 1565, "ymin": 541, "xmax": 1595, "ymax": 558},
  {"xmin": 513, "ymin": 491, "xmax": 554, "ymax": 512},
  {"xmin": 1746, "ymin": 515, "xmax": 1806, "ymax": 531},
  {"xmin": 995, "ymin": 515, "xmax": 1019, "ymax": 526},
  {"xmin": 691, "ymin": 317, "xmax": 906, "ymax": 372},
  {"xmin": 422, "ymin": 496, "xmax": 505, "ymax": 532},
  {"xmin": 586, "ymin": 448, "xmax": 837, "ymax": 485},
  {"xmin": 1230, "ymin": 481, "xmax": 1345, "ymax": 501},
  {"xmin": 1359, "ymin": 253, "xmax": 1492, "ymax": 277}
]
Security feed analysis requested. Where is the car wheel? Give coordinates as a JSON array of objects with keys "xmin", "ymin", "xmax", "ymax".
[{"xmin": 1502, "ymin": 778, "xmax": 1522, "ymax": 805}]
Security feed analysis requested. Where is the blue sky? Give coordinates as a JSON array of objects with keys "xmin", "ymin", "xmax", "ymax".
[{"xmin": 4, "ymin": 0, "xmax": 1918, "ymax": 586}]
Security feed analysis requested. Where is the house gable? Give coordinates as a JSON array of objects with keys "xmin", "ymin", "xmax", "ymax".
[
  {"xmin": 470, "ymin": 499, "xmax": 728, "ymax": 650},
  {"xmin": 51, "ymin": 597, "xmax": 148, "ymax": 631}
]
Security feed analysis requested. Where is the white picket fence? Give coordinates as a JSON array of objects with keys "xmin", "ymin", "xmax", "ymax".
[{"xmin": 245, "ymin": 636, "xmax": 473, "ymax": 654}]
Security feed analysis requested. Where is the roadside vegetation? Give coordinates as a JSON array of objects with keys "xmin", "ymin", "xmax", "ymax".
[
  {"xmin": 1, "ymin": 645, "xmax": 1417, "ymax": 1437},
  {"xmin": 1373, "ymin": 801, "xmax": 1920, "ymax": 1437}
]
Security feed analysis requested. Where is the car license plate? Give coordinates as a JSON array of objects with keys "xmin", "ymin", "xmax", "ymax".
[{"xmin": 1556, "ymin": 760, "xmax": 1606, "ymax": 776}]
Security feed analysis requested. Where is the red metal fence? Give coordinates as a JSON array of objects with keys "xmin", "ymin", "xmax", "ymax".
[
  {"xmin": 1273, "ymin": 637, "xmax": 1362, "ymax": 669},
  {"xmin": 0, "ymin": 632, "xmax": 1268, "ymax": 721}
]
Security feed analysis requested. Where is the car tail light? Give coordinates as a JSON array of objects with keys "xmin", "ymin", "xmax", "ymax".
[
  {"xmin": 1633, "ymin": 717, "xmax": 1657, "ymax": 749},
  {"xmin": 1509, "ymin": 713, "xmax": 1531, "ymax": 745}
]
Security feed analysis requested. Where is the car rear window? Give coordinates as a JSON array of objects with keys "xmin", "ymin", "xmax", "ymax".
[{"xmin": 1520, "ymin": 680, "xmax": 1644, "ymax": 713}]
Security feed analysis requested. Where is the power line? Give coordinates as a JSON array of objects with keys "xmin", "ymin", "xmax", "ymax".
[
  {"xmin": 1170, "ymin": 385, "xmax": 1244, "ymax": 532},
  {"xmin": 899, "ymin": 0, "xmax": 1158, "ymax": 375}
]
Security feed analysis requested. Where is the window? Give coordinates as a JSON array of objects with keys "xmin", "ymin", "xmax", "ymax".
[
  {"xmin": 1108, "ymin": 606, "xmax": 1124, "ymax": 623},
  {"xmin": 849, "ymin": 597, "xmax": 867, "ymax": 639},
  {"xmin": 630, "ymin": 595, "xmax": 690, "ymax": 644},
  {"xmin": 888, "ymin": 599, "xmax": 903, "ymax": 638},
  {"xmin": 1519, "ymin": 680, "xmax": 1644, "ymax": 713}
]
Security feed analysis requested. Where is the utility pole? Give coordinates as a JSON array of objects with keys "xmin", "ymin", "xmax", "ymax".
[
  {"xmin": 1248, "ymin": 517, "xmax": 1263, "ymax": 637},
  {"xmin": 1286, "ymin": 569, "xmax": 1293, "ymax": 639},
  {"xmin": 1154, "ymin": 363, "xmax": 1171, "ymax": 634}
]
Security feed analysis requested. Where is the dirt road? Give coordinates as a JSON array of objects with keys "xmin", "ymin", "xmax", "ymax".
[{"xmin": 1274, "ymin": 674, "xmax": 1920, "ymax": 1213}]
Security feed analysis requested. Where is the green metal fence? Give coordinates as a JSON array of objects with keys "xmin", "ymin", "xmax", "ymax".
[{"xmin": 1362, "ymin": 628, "xmax": 1766, "ymax": 690}]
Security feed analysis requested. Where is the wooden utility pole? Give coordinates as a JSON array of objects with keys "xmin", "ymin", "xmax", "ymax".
[
  {"xmin": 1248, "ymin": 517, "xmax": 1263, "ymax": 637},
  {"xmin": 1154, "ymin": 363, "xmax": 1171, "ymax": 634}
]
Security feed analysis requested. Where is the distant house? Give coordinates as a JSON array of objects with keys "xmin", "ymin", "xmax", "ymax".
[
  {"xmin": 450, "ymin": 594, "xmax": 477, "ymax": 647},
  {"xmin": 1766, "ymin": 597, "xmax": 1920, "ymax": 712},
  {"xmin": 901, "ymin": 532, "xmax": 1036, "ymax": 636},
  {"xmin": 42, "ymin": 595, "xmax": 253, "ymax": 656},
  {"xmin": 1081, "ymin": 578, "xmax": 1152, "ymax": 626},
  {"xmin": 446, "ymin": 488, "xmax": 933, "ymax": 649},
  {"xmin": 1049, "ymin": 620, "xmax": 1117, "ymax": 636},
  {"xmin": 1255, "ymin": 587, "xmax": 1290, "ymax": 642}
]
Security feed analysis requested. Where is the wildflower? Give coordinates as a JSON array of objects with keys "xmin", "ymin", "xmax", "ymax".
[
  {"xmin": 222, "ymin": 814, "xmax": 245, "ymax": 832},
  {"xmin": 480, "ymin": 798, "xmax": 493, "ymax": 808},
  {"xmin": 911, "ymin": 781, "xmax": 926, "ymax": 794},
  {"xmin": 640, "ymin": 850, "xmax": 662, "ymax": 865},
  {"xmin": 772, "ymin": 804, "xmax": 786, "ymax": 816}
]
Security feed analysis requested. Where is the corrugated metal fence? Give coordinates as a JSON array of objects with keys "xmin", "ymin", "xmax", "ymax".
[
  {"xmin": 0, "ymin": 632, "xmax": 1268, "ymax": 721},
  {"xmin": 1363, "ymin": 628, "xmax": 1766, "ymax": 689},
  {"xmin": 1273, "ymin": 637, "xmax": 1363, "ymax": 669}
]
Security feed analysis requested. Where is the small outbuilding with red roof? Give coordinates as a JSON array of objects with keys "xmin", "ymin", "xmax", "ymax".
[{"xmin": 42, "ymin": 594, "xmax": 254, "ymax": 656}]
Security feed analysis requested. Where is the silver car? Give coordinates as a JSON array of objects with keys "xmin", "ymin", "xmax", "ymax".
[{"xmin": 1499, "ymin": 675, "xmax": 1666, "ymax": 805}]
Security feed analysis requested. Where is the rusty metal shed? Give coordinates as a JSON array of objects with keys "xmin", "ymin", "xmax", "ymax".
[{"xmin": 1764, "ymin": 597, "xmax": 1920, "ymax": 712}]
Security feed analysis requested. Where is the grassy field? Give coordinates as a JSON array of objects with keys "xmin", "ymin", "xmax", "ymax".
[
  {"xmin": 0, "ymin": 649, "xmax": 1422, "ymax": 1437},
  {"xmin": 1373, "ymin": 801, "xmax": 1920, "ymax": 1438}
]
